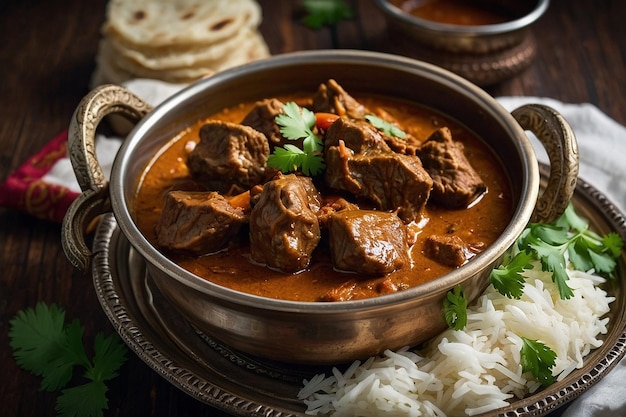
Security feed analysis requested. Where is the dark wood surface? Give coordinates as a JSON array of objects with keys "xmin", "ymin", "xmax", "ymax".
[{"xmin": 1, "ymin": 0, "xmax": 624, "ymax": 416}]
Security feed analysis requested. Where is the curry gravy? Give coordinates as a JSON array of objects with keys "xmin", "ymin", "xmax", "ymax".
[
  {"xmin": 390, "ymin": 0, "xmax": 516, "ymax": 26},
  {"xmin": 133, "ymin": 95, "xmax": 513, "ymax": 302}
]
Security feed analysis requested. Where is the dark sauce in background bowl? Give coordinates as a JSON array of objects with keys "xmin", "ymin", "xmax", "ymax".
[
  {"xmin": 378, "ymin": 0, "xmax": 549, "ymax": 85},
  {"xmin": 389, "ymin": 0, "xmax": 519, "ymax": 26}
]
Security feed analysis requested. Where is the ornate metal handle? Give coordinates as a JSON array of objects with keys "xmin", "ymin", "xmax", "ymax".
[
  {"xmin": 62, "ymin": 84, "xmax": 152, "ymax": 271},
  {"xmin": 512, "ymin": 104, "xmax": 579, "ymax": 223}
]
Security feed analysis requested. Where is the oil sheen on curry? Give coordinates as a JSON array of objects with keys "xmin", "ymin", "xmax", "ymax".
[{"xmin": 133, "ymin": 80, "xmax": 513, "ymax": 302}]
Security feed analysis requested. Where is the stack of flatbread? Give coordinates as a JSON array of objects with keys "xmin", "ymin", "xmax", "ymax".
[{"xmin": 91, "ymin": 0, "xmax": 270, "ymax": 86}]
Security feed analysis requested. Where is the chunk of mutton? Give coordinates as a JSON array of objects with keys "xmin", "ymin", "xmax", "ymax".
[
  {"xmin": 323, "ymin": 117, "xmax": 433, "ymax": 223},
  {"xmin": 417, "ymin": 127, "xmax": 487, "ymax": 209},
  {"xmin": 423, "ymin": 233, "xmax": 475, "ymax": 267},
  {"xmin": 248, "ymin": 173, "xmax": 322, "ymax": 273},
  {"xmin": 240, "ymin": 98, "xmax": 285, "ymax": 145},
  {"xmin": 155, "ymin": 190, "xmax": 247, "ymax": 255},
  {"xmin": 311, "ymin": 78, "xmax": 368, "ymax": 119},
  {"xmin": 187, "ymin": 120, "xmax": 270, "ymax": 194},
  {"xmin": 328, "ymin": 209, "xmax": 410, "ymax": 275}
]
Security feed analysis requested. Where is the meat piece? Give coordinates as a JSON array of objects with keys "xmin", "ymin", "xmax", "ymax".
[
  {"xmin": 329, "ymin": 152, "xmax": 432, "ymax": 222},
  {"xmin": 375, "ymin": 277, "xmax": 405, "ymax": 295},
  {"xmin": 155, "ymin": 190, "xmax": 247, "ymax": 255},
  {"xmin": 423, "ymin": 234, "xmax": 472, "ymax": 267},
  {"xmin": 417, "ymin": 127, "xmax": 487, "ymax": 209},
  {"xmin": 311, "ymin": 79, "xmax": 367, "ymax": 119},
  {"xmin": 368, "ymin": 107, "xmax": 420, "ymax": 155},
  {"xmin": 318, "ymin": 276, "xmax": 402, "ymax": 302},
  {"xmin": 316, "ymin": 197, "xmax": 359, "ymax": 228},
  {"xmin": 324, "ymin": 117, "xmax": 390, "ymax": 154},
  {"xmin": 240, "ymin": 98, "xmax": 285, "ymax": 145},
  {"xmin": 383, "ymin": 131, "xmax": 418, "ymax": 155},
  {"xmin": 249, "ymin": 174, "xmax": 321, "ymax": 273},
  {"xmin": 187, "ymin": 120, "xmax": 270, "ymax": 194},
  {"xmin": 324, "ymin": 118, "xmax": 433, "ymax": 222},
  {"xmin": 328, "ymin": 210, "xmax": 409, "ymax": 275},
  {"xmin": 318, "ymin": 280, "xmax": 358, "ymax": 302}
]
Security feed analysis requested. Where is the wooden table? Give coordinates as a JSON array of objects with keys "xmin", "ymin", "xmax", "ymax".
[{"xmin": 1, "ymin": 0, "xmax": 624, "ymax": 416}]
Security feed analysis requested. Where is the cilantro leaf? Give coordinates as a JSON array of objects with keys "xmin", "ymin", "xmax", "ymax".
[
  {"xmin": 267, "ymin": 102, "xmax": 325, "ymax": 176},
  {"xmin": 523, "ymin": 225, "xmax": 575, "ymax": 300},
  {"xmin": 443, "ymin": 285, "xmax": 467, "ymax": 330},
  {"xmin": 275, "ymin": 102, "xmax": 317, "ymax": 141},
  {"xmin": 489, "ymin": 250, "xmax": 533, "ymax": 299},
  {"xmin": 9, "ymin": 302, "xmax": 128, "ymax": 417},
  {"xmin": 56, "ymin": 381, "xmax": 108, "ymax": 417},
  {"xmin": 560, "ymin": 203, "xmax": 588, "ymax": 232},
  {"xmin": 302, "ymin": 0, "xmax": 353, "ymax": 29},
  {"xmin": 89, "ymin": 332, "xmax": 128, "ymax": 382},
  {"xmin": 365, "ymin": 114, "xmax": 407, "ymax": 139},
  {"xmin": 267, "ymin": 144, "xmax": 305, "ymax": 173},
  {"xmin": 603, "ymin": 232, "xmax": 624, "ymax": 259},
  {"xmin": 300, "ymin": 152, "xmax": 326, "ymax": 177},
  {"xmin": 9, "ymin": 303, "xmax": 89, "ymax": 392},
  {"xmin": 520, "ymin": 337, "xmax": 556, "ymax": 387},
  {"xmin": 517, "ymin": 203, "xmax": 624, "ymax": 299}
]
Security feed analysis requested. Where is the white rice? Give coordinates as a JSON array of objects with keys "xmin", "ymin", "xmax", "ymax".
[{"xmin": 298, "ymin": 260, "xmax": 614, "ymax": 417}]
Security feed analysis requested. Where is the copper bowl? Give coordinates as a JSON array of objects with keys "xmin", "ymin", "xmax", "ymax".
[
  {"xmin": 62, "ymin": 50, "xmax": 577, "ymax": 364},
  {"xmin": 373, "ymin": 0, "xmax": 550, "ymax": 85}
]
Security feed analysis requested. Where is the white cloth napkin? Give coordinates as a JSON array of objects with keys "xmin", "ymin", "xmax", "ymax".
[
  {"xmin": 48, "ymin": 80, "xmax": 626, "ymax": 416},
  {"xmin": 42, "ymin": 79, "xmax": 186, "ymax": 193}
]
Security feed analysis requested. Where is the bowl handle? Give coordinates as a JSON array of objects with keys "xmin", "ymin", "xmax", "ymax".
[
  {"xmin": 511, "ymin": 104, "xmax": 579, "ymax": 223},
  {"xmin": 62, "ymin": 84, "xmax": 152, "ymax": 271}
]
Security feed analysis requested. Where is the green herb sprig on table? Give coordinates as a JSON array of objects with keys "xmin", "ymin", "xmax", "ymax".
[
  {"xmin": 267, "ymin": 102, "xmax": 325, "ymax": 176},
  {"xmin": 301, "ymin": 0, "xmax": 353, "ymax": 29},
  {"xmin": 9, "ymin": 302, "xmax": 128, "ymax": 417}
]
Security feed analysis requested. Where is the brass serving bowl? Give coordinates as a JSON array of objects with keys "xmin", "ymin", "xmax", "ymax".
[
  {"xmin": 374, "ymin": 0, "xmax": 550, "ymax": 85},
  {"xmin": 62, "ymin": 50, "xmax": 577, "ymax": 364}
]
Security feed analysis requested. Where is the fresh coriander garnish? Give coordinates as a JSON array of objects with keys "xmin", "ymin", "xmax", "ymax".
[
  {"xmin": 9, "ymin": 302, "xmax": 128, "ymax": 417},
  {"xmin": 489, "ymin": 250, "xmax": 534, "ymax": 299},
  {"xmin": 365, "ymin": 114, "xmax": 407, "ymax": 139},
  {"xmin": 520, "ymin": 337, "xmax": 557, "ymax": 387},
  {"xmin": 443, "ymin": 285, "xmax": 467, "ymax": 330},
  {"xmin": 518, "ymin": 204, "xmax": 623, "ymax": 299},
  {"xmin": 301, "ymin": 0, "xmax": 353, "ymax": 29},
  {"xmin": 489, "ymin": 204, "xmax": 623, "ymax": 301},
  {"xmin": 559, "ymin": 203, "xmax": 623, "ymax": 275},
  {"xmin": 267, "ymin": 102, "xmax": 325, "ymax": 176}
]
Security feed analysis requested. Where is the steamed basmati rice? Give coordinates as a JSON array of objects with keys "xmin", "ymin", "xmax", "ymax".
[{"xmin": 298, "ymin": 260, "xmax": 614, "ymax": 417}]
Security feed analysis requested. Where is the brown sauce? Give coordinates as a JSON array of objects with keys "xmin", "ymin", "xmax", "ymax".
[
  {"xmin": 133, "ymin": 95, "xmax": 513, "ymax": 302},
  {"xmin": 390, "ymin": 0, "xmax": 516, "ymax": 25}
]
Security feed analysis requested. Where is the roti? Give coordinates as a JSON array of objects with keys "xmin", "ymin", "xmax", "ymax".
[
  {"xmin": 104, "ymin": 0, "xmax": 262, "ymax": 48},
  {"xmin": 99, "ymin": 31, "xmax": 267, "ymax": 84},
  {"xmin": 110, "ymin": 24, "xmax": 263, "ymax": 70},
  {"xmin": 91, "ymin": 0, "xmax": 270, "ymax": 86}
]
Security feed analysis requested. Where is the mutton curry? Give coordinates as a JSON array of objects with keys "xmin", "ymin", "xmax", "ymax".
[{"xmin": 132, "ymin": 79, "xmax": 513, "ymax": 302}]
